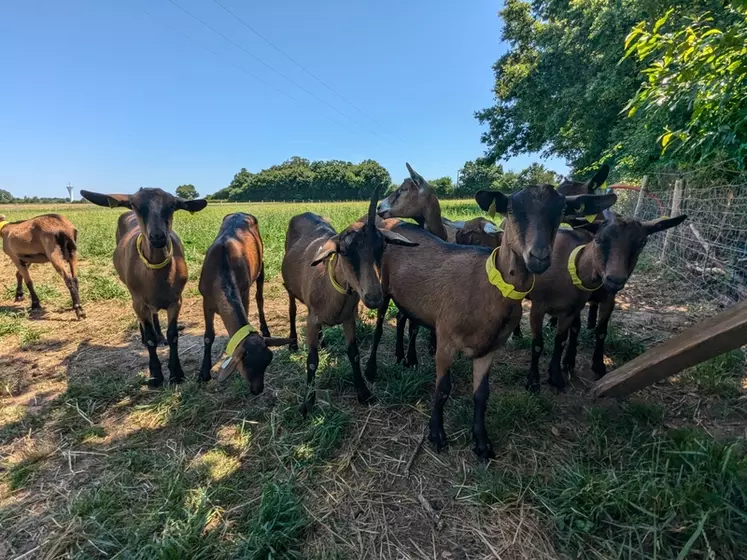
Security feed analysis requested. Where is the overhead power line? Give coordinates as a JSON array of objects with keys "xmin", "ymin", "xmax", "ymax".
[
  {"xmin": 142, "ymin": 9, "xmax": 352, "ymax": 133},
  {"xmin": 210, "ymin": 0, "xmax": 407, "ymax": 147},
  {"xmin": 164, "ymin": 0, "xmax": 392, "ymax": 146}
]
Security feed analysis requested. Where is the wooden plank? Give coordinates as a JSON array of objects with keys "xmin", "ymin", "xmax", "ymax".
[
  {"xmin": 633, "ymin": 175, "xmax": 648, "ymax": 219},
  {"xmin": 592, "ymin": 299, "xmax": 747, "ymax": 398},
  {"xmin": 660, "ymin": 177, "xmax": 684, "ymax": 261}
]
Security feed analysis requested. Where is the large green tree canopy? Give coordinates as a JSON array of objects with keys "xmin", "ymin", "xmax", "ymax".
[{"xmin": 476, "ymin": 0, "xmax": 739, "ymax": 176}]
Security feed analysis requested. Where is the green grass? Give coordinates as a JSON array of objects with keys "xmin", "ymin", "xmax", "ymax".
[{"xmin": 1, "ymin": 201, "xmax": 745, "ymax": 559}]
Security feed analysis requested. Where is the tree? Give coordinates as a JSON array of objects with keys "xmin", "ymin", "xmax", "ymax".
[
  {"xmin": 475, "ymin": 0, "xmax": 732, "ymax": 175},
  {"xmin": 0, "ymin": 189, "xmax": 13, "ymax": 203},
  {"xmin": 176, "ymin": 184, "xmax": 199, "ymax": 200},
  {"xmin": 428, "ymin": 177, "xmax": 455, "ymax": 196},
  {"xmin": 517, "ymin": 163, "xmax": 560, "ymax": 186},
  {"xmin": 624, "ymin": 5, "xmax": 747, "ymax": 167}
]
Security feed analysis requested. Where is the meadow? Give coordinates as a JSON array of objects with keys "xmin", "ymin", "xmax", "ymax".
[{"xmin": 0, "ymin": 200, "xmax": 745, "ymax": 559}]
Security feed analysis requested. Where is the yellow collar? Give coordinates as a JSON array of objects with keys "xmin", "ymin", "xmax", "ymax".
[
  {"xmin": 485, "ymin": 247, "xmax": 534, "ymax": 300},
  {"xmin": 0, "ymin": 221, "xmax": 9, "ymax": 234},
  {"xmin": 136, "ymin": 233, "xmax": 173, "ymax": 269},
  {"xmin": 328, "ymin": 254, "xmax": 347, "ymax": 294},
  {"xmin": 226, "ymin": 323, "xmax": 257, "ymax": 357},
  {"xmin": 568, "ymin": 244, "xmax": 602, "ymax": 292}
]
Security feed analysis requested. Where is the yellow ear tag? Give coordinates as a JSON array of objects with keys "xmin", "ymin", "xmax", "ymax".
[
  {"xmin": 487, "ymin": 200, "xmax": 497, "ymax": 218},
  {"xmin": 600, "ymin": 180, "xmax": 608, "ymax": 191},
  {"xmin": 585, "ymin": 214, "xmax": 597, "ymax": 223}
]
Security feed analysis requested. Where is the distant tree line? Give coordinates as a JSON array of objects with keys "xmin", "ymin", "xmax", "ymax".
[
  {"xmin": 208, "ymin": 157, "xmax": 561, "ymax": 201},
  {"xmin": 0, "ymin": 189, "xmax": 85, "ymax": 204}
]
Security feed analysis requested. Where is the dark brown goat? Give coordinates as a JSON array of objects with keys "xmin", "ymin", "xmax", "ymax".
[
  {"xmin": 198, "ymin": 212, "xmax": 292, "ymax": 393},
  {"xmin": 81, "ymin": 188, "xmax": 207, "ymax": 386},
  {"xmin": 525, "ymin": 213, "xmax": 687, "ymax": 392},
  {"xmin": 365, "ymin": 185, "xmax": 617, "ymax": 459},
  {"xmin": 556, "ymin": 165, "xmax": 610, "ymax": 197},
  {"xmin": 282, "ymin": 186, "xmax": 418, "ymax": 415},
  {"xmin": 0, "ymin": 213, "xmax": 85, "ymax": 319}
]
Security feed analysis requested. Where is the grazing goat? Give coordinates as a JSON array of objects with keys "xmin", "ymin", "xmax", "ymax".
[
  {"xmin": 366, "ymin": 185, "xmax": 617, "ymax": 459},
  {"xmin": 80, "ymin": 188, "xmax": 207, "ymax": 387},
  {"xmin": 0, "ymin": 213, "xmax": 85, "ymax": 319},
  {"xmin": 377, "ymin": 164, "xmax": 503, "ymax": 367},
  {"xmin": 549, "ymin": 213, "xmax": 688, "ymax": 383},
  {"xmin": 282, "ymin": 185, "xmax": 418, "ymax": 415},
  {"xmin": 198, "ymin": 212, "xmax": 292, "ymax": 393}
]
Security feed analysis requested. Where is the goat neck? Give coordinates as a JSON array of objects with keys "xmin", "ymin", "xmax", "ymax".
[
  {"xmin": 138, "ymin": 233, "xmax": 173, "ymax": 268},
  {"xmin": 420, "ymin": 192, "xmax": 448, "ymax": 241},
  {"xmin": 573, "ymin": 242, "xmax": 603, "ymax": 291}
]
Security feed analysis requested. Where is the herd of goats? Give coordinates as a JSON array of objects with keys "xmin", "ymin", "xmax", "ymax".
[{"xmin": 0, "ymin": 163, "xmax": 687, "ymax": 459}]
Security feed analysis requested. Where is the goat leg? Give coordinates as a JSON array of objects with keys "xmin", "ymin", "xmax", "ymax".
[
  {"xmin": 152, "ymin": 313, "xmax": 167, "ymax": 346},
  {"xmin": 512, "ymin": 324, "xmax": 523, "ymax": 339},
  {"xmin": 395, "ymin": 312, "xmax": 407, "ymax": 364},
  {"xmin": 428, "ymin": 340, "xmax": 453, "ymax": 452},
  {"xmin": 256, "ymin": 265, "xmax": 271, "ymax": 337},
  {"xmin": 562, "ymin": 313, "xmax": 582, "ymax": 378},
  {"xmin": 344, "ymin": 317, "xmax": 373, "ymax": 405},
  {"xmin": 404, "ymin": 320, "xmax": 419, "ymax": 368},
  {"xmin": 591, "ymin": 295, "xmax": 615, "ymax": 379},
  {"xmin": 287, "ymin": 291, "xmax": 299, "ymax": 352},
  {"xmin": 547, "ymin": 315, "xmax": 574, "ymax": 392},
  {"xmin": 587, "ymin": 301, "xmax": 598, "ymax": 330},
  {"xmin": 139, "ymin": 314, "xmax": 163, "ymax": 387},
  {"xmin": 166, "ymin": 302, "xmax": 185, "ymax": 384},
  {"xmin": 472, "ymin": 353, "xmax": 496, "ymax": 460},
  {"xmin": 199, "ymin": 304, "xmax": 215, "ymax": 383},
  {"xmin": 527, "ymin": 307, "xmax": 544, "ymax": 393},
  {"xmin": 14, "ymin": 271, "xmax": 24, "ymax": 301},
  {"xmin": 301, "ymin": 317, "xmax": 321, "ymax": 417},
  {"xmin": 14, "ymin": 260, "xmax": 40, "ymax": 310},
  {"xmin": 365, "ymin": 296, "xmax": 390, "ymax": 382},
  {"xmin": 428, "ymin": 328, "xmax": 437, "ymax": 356}
]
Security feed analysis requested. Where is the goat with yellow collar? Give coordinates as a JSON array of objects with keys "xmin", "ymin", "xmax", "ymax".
[{"xmin": 523, "ymin": 212, "xmax": 687, "ymax": 393}]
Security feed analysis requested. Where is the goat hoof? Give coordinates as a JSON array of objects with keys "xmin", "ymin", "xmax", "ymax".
[
  {"xmin": 403, "ymin": 357, "xmax": 418, "ymax": 369},
  {"xmin": 289, "ymin": 341, "xmax": 299, "ymax": 353},
  {"xmin": 592, "ymin": 364, "xmax": 607, "ymax": 379},
  {"xmin": 146, "ymin": 377, "xmax": 164, "ymax": 389},
  {"xmin": 428, "ymin": 429, "xmax": 448, "ymax": 453},
  {"xmin": 357, "ymin": 386, "xmax": 374, "ymax": 405},
  {"xmin": 30, "ymin": 301, "xmax": 41, "ymax": 310},
  {"xmin": 261, "ymin": 327, "xmax": 271, "ymax": 338},
  {"xmin": 169, "ymin": 376, "xmax": 184, "ymax": 385},
  {"xmin": 197, "ymin": 373, "xmax": 211, "ymax": 384},
  {"xmin": 472, "ymin": 439, "xmax": 495, "ymax": 461},
  {"xmin": 75, "ymin": 309, "xmax": 87, "ymax": 320},
  {"xmin": 526, "ymin": 382, "xmax": 540, "ymax": 394},
  {"xmin": 14, "ymin": 294, "xmax": 24, "ymax": 302}
]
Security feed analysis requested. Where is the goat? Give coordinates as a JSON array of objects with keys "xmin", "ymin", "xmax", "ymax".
[
  {"xmin": 556, "ymin": 165, "xmax": 610, "ymax": 197},
  {"xmin": 377, "ymin": 164, "xmax": 503, "ymax": 367},
  {"xmin": 282, "ymin": 185, "xmax": 418, "ymax": 416},
  {"xmin": 198, "ymin": 212, "xmax": 292, "ymax": 393},
  {"xmin": 365, "ymin": 185, "xmax": 617, "ymax": 459},
  {"xmin": 80, "ymin": 188, "xmax": 207, "ymax": 387},
  {"xmin": 548, "ymin": 213, "xmax": 688, "ymax": 383},
  {"xmin": 0, "ymin": 213, "xmax": 85, "ymax": 319}
]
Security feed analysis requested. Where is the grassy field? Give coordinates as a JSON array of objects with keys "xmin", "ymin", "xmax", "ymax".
[{"xmin": 0, "ymin": 201, "xmax": 745, "ymax": 559}]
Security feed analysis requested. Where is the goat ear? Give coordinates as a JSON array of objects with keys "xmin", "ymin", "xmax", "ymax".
[
  {"xmin": 176, "ymin": 198, "xmax": 208, "ymax": 214},
  {"xmin": 310, "ymin": 237, "xmax": 338, "ymax": 266},
  {"xmin": 216, "ymin": 355, "xmax": 240, "ymax": 382},
  {"xmin": 587, "ymin": 164, "xmax": 610, "ymax": 191},
  {"xmin": 379, "ymin": 228, "xmax": 419, "ymax": 247},
  {"xmin": 565, "ymin": 193, "xmax": 617, "ymax": 217},
  {"xmin": 405, "ymin": 162, "xmax": 427, "ymax": 189},
  {"xmin": 475, "ymin": 190, "xmax": 509, "ymax": 217},
  {"xmin": 264, "ymin": 337, "xmax": 294, "ymax": 347},
  {"xmin": 642, "ymin": 214, "xmax": 687, "ymax": 235},
  {"xmin": 80, "ymin": 190, "xmax": 131, "ymax": 209}
]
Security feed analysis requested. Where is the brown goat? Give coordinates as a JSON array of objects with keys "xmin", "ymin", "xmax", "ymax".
[
  {"xmin": 198, "ymin": 212, "xmax": 292, "ymax": 393},
  {"xmin": 547, "ymin": 213, "xmax": 688, "ymax": 383},
  {"xmin": 282, "ymin": 185, "xmax": 418, "ymax": 415},
  {"xmin": 365, "ymin": 185, "xmax": 617, "ymax": 459},
  {"xmin": 556, "ymin": 164, "xmax": 610, "ymax": 197},
  {"xmin": 80, "ymin": 188, "xmax": 207, "ymax": 387},
  {"xmin": 0, "ymin": 213, "xmax": 85, "ymax": 319},
  {"xmin": 378, "ymin": 164, "xmax": 503, "ymax": 366}
]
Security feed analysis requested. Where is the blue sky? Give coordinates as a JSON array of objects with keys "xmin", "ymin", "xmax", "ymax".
[{"xmin": 0, "ymin": 0, "xmax": 567, "ymax": 198}]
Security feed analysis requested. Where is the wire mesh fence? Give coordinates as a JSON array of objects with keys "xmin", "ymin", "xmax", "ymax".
[{"xmin": 611, "ymin": 166, "xmax": 747, "ymax": 310}]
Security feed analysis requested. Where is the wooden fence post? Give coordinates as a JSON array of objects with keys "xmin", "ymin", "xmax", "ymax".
[
  {"xmin": 660, "ymin": 177, "xmax": 684, "ymax": 261},
  {"xmin": 633, "ymin": 175, "xmax": 648, "ymax": 219}
]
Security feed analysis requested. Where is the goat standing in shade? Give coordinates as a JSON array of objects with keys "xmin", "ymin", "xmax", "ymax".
[
  {"xmin": 80, "ymin": 188, "xmax": 206, "ymax": 387},
  {"xmin": 198, "ymin": 212, "xmax": 292, "ymax": 393},
  {"xmin": 366, "ymin": 185, "xmax": 617, "ymax": 459},
  {"xmin": 282, "ymin": 185, "xmax": 418, "ymax": 416},
  {"xmin": 0, "ymin": 213, "xmax": 85, "ymax": 319}
]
